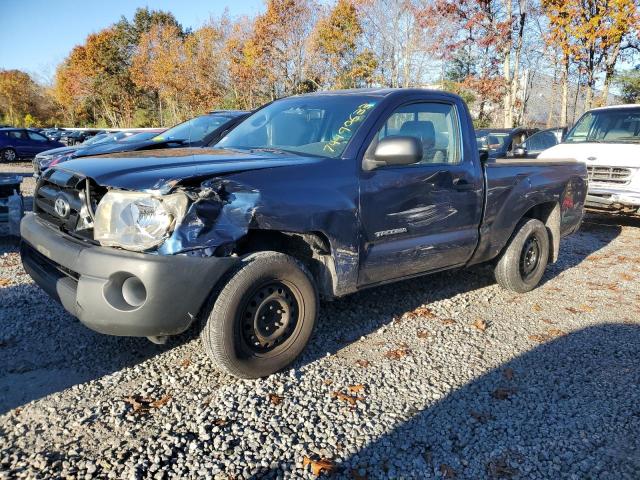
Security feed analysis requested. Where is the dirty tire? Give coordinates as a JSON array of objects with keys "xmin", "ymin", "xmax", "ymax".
[
  {"xmin": 200, "ymin": 251, "xmax": 318, "ymax": 379},
  {"xmin": 494, "ymin": 218, "xmax": 549, "ymax": 293},
  {"xmin": 1, "ymin": 148, "xmax": 16, "ymax": 162}
]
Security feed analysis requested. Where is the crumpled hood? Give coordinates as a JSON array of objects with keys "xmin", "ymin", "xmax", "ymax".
[{"xmin": 56, "ymin": 147, "xmax": 324, "ymax": 192}]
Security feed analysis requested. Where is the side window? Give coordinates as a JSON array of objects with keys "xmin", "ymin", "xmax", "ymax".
[
  {"xmin": 527, "ymin": 131, "xmax": 558, "ymax": 151},
  {"xmin": 9, "ymin": 130, "xmax": 27, "ymax": 140},
  {"xmin": 375, "ymin": 102, "xmax": 461, "ymax": 165},
  {"xmin": 27, "ymin": 131, "xmax": 48, "ymax": 142}
]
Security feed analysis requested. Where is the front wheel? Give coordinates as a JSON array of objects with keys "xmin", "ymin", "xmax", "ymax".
[
  {"xmin": 200, "ymin": 251, "xmax": 318, "ymax": 378},
  {"xmin": 1, "ymin": 148, "xmax": 17, "ymax": 162},
  {"xmin": 494, "ymin": 218, "xmax": 550, "ymax": 293}
]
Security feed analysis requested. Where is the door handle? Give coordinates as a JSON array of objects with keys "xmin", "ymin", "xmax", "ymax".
[{"xmin": 452, "ymin": 178, "xmax": 475, "ymax": 191}]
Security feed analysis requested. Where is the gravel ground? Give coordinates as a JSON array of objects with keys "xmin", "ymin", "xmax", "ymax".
[{"xmin": 1, "ymin": 161, "xmax": 639, "ymax": 479}]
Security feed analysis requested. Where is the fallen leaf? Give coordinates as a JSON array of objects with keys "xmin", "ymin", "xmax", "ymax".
[
  {"xmin": 528, "ymin": 327, "xmax": 566, "ymax": 343},
  {"xmin": 503, "ymin": 368, "xmax": 514, "ymax": 381},
  {"xmin": 213, "ymin": 418, "xmax": 229, "ymax": 427},
  {"xmin": 0, "ymin": 279, "xmax": 10, "ymax": 287},
  {"xmin": 124, "ymin": 394, "xmax": 171, "ymax": 413},
  {"xmin": 268, "ymin": 394, "xmax": 283, "ymax": 405},
  {"xmin": 541, "ymin": 319, "xmax": 556, "ymax": 325},
  {"xmin": 441, "ymin": 318, "xmax": 456, "ymax": 325},
  {"xmin": 487, "ymin": 456, "xmax": 519, "ymax": 478},
  {"xmin": 355, "ymin": 359, "xmax": 370, "ymax": 368},
  {"xmin": 473, "ymin": 318, "xmax": 487, "ymax": 332},
  {"xmin": 532, "ymin": 304, "xmax": 542, "ymax": 312},
  {"xmin": 332, "ymin": 391, "xmax": 360, "ymax": 405},
  {"xmin": 150, "ymin": 394, "xmax": 172, "ymax": 409},
  {"xmin": 180, "ymin": 357, "xmax": 191, "ymax": 368},
  {"xmin": 347, "ymin": 384, "xmax": 365, "ymax": 394},
  {"xmin": 416, "ymin": 330, "xmax": 430, "ymax": 339},
  {"xmin": 351, "ymin": 468, "xmax": 368, "ymax": 480},
  {"xmin": 413, "ymin": 306, "xmax": 437, "ymax": 318},
  {"xmin": 303, "ymin": 456, "xmax": 335, "ymax": 476},
  {"xmin": 547, "ymin": 328, "xmax": 566, "ymax": 337},
  {"xmin": 620, "ymin": 273, "xmax": 634, "ymax": 281},
  {"xmin": 491, "ymin": 387, "xmax": 517, "ymax": 400},
  {"xmin": 439, "ymin": 463, "xmax": 457, "ymax": 478},
  {"xmin": 384, "ymin": 348, "xmax": 411, "ymax": 360},
  {"xmin": 470, "ymin": 410, "xmax": 493, "ymax": 424},
  {"xmin": 565, "ymin": 307, "xmax": 580, "ymax": 314},
  {"xmin": 323, "ymin": 379, "xmax": 333, "ymax": 385}
]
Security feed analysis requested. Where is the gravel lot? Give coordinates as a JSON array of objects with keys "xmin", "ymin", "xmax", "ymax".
[{"xmin": 1, "ymin": 161, "xmax": 639, "ymax": 479}]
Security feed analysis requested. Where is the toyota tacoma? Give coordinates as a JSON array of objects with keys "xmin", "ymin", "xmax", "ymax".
[{"xmin": 20, "ymin": 89, "xmax": 587, "ymax": 378}]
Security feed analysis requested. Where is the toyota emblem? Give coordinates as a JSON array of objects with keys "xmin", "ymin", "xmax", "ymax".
[{"xmin": 54, "ymin": 196, "xmax": 70, "ymax": 218}]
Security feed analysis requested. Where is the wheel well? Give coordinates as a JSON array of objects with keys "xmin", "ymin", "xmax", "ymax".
[
  {"xmin": 522, "ymin": 201, "xmax": 561, "ymax": 263},
  {"xmin": 234, "ymin": 230, "xmax": 337, "ymax": 298}
]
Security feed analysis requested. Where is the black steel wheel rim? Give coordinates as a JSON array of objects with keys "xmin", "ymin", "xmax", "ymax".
[
  {"xmin": 520, "ymin": 235, "xmax": 540, "ymax": 279},
  {"xmin": 240, "ymin": 281, "xmax": 301, "ymax": 354}
]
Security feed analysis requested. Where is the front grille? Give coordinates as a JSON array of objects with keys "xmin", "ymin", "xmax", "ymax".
[
  {"xmin": 587, "ymin": 166, "xmax": 632, "ymax": 185},
  {"xmin": 33, "ymin": 169, "xmax": 103, "ymax": 241}
]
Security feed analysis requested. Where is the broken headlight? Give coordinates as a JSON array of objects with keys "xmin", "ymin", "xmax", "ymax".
[{"xmin": 94, "ymin": 191, "xmax": 189, "ymax": 251}]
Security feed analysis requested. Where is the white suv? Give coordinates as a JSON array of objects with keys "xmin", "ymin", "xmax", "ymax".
[{"xmin": 539, "ymin": 104, "xmax": 640, "ymax": 214}]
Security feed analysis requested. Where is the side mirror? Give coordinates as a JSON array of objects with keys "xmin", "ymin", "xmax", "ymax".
[
  {"xmin": 363, "ymin": 136, "xmax": 423, "ymax": 171},
  {"xmin": 513, "ymin": 145, "xmax": 527, "ymax": 158},
  {"xmin": 478, "ymin": 148, "xmax": 489, "ymax": 164}
]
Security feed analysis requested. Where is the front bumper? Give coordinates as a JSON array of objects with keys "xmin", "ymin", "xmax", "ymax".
[
  {"xmin": 586, "ymin": 186, "xmax": 640, "ymax": 211},
  {"xmin": 20, "ymin": 213, "xmax": 239, "ymax": 337}
]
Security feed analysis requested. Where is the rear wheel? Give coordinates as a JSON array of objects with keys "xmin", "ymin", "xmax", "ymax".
[
  {"xmin": 1, "ymin": 148, "xmax": 16, "ymax": 162},
  {"xmin": 200, "ymin": 251, "xmax": 318, "ymax": 378},
  {"xmin": 494, "ymin": 218, "xmax": 549, "ymax": 293}
]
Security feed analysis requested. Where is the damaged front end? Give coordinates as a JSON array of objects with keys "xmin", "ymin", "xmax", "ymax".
[
  {"xmin": 159, "ymin": 179, "xmax": 260, "ymax": 256},
  {"xmin": 34, "ymin": 166, "xmax": 262, "ymax": 258},
  {"xmin": 89, "ymin": 178, "xmax": 260, "ymax": 257}
]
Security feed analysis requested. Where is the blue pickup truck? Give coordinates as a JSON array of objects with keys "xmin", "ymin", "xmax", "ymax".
[{"xmin": 20, "ymin": 88, "xmax": 587, "ymax": 378}]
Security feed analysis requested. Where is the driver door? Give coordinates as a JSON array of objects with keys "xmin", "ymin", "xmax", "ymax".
[{"xmin": 358, "ymin": 101, "xmax": 483, "ymax": 286}]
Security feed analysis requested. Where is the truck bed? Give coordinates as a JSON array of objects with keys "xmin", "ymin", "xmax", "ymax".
[{"xmin": 468, "ymin": 158, "xmax": 587, "ymax": 266}]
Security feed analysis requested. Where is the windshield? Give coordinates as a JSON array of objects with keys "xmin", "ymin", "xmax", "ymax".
[
  {"xmin": 83, "ymin": 133, "xmax": 108, "ymax": 145},
  {"xmin": 119, "ymin": 131, "xmax": 162, "ymax": 143},
  {"xmin": 565, "ymin": 108, "xmax": 640, "ymax": 143},
  {"xmin": 153, "ymin": 115, "xmax": 231, "ymax": 144},
  {"xmin": 475, "ymin": 132, "xmax": 509, "ymax": 152},
  {"xmin": 216, "ymin": 95, "xmax": 379, "ymax": 158}
]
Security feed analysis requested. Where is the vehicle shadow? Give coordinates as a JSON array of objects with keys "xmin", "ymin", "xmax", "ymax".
[
  {"xmin": 0, "ymin": 279, "xmax": 191, "ymax": 414},
  {"xmin": 329, "ymin": 323, "xmax": 640, "ymax": 478},
  {"xmin": 299, "ymin": 213, "xmax": 622, "ymax": 366},
  {"xmin": 0, "ymin": 211, "xmax": 629, "ymax": 414}
]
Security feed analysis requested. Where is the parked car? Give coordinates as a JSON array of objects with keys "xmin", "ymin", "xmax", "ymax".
[
  {"xmin": 35, "ymin": 111, "xmax": 249, "ymax": 174},
  {"xmin": 539, "ymin": 104, "xmax": 640, "ymax": 214},
  {"xmin": 20, "ymin": 88, "xmax": 587, "ymax": 378},
  {"xmin": 475, "ymin": 127, "xmax": 539, "ymax": 159},
  {"xmin": 512, "ymin": 127, "xmax": 568, "ymax": 159},
  {"xmin": 66, "ymin": 129, "xmax": 104, "ymax": 146},
  {"xmin": 43, "ymin": 128, "xmax": 67, "ymax": 142},
  {"xmin": 0, "ymin": 128, "xmax": 64, "ymax": 162},
  {"xmin": 33, "ymin": 131, "xmax": 127, "ymax": 178}
]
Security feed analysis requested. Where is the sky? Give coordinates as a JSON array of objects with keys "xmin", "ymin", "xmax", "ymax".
[{"xmin": 0, "ymin": 0, "xmax": 265, "ymax": 82}]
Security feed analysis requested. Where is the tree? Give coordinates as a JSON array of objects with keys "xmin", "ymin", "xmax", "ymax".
[
  {"xmin": 0, "ymin": 70, "xmax": 59, "ymax": 126},
  {"xmin": 542, "ymin": 0, "xmax": 577, "ymax": 125},
  {"xmin": 358, "ymin": 0, "xmax": 434, "ymax": 88},
  {"xmin": 309, "ymin": 0, "xmax": 377, "ymax": 89},
  {"xmin": 616, "ymin": 68, "xmax": 640, "ymax": 103}
]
